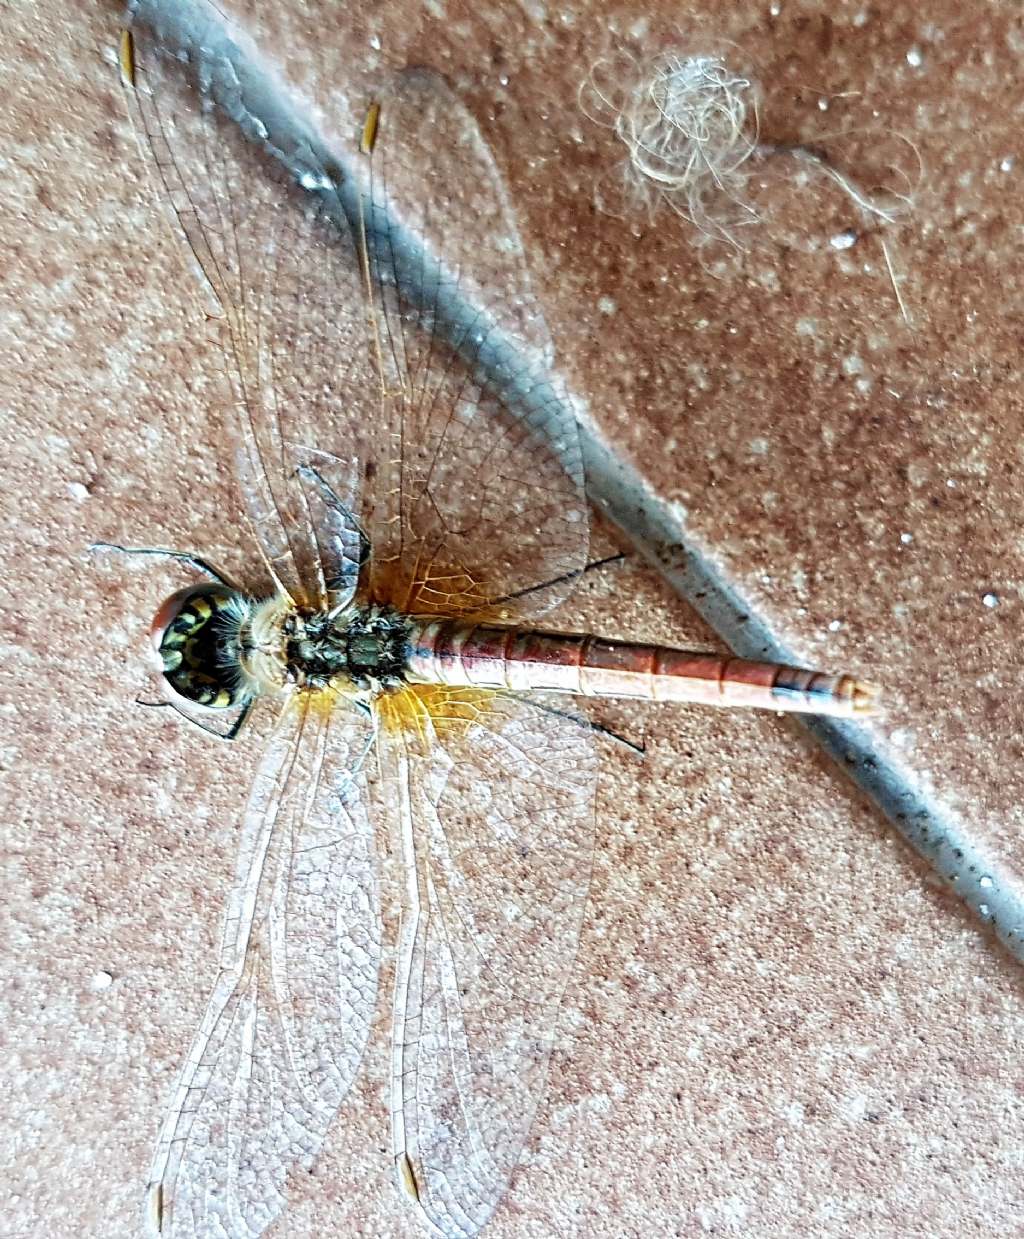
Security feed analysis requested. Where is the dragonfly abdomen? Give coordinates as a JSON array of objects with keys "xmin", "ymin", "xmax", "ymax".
[{"xmin": 405, "ymin": 620, "xmax": 876, "ymax": 718}]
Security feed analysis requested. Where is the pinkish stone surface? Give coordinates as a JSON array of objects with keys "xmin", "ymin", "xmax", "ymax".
[{"xmin": 3, "ymin": 2, "xmax": 1023, "ymax": 1237}]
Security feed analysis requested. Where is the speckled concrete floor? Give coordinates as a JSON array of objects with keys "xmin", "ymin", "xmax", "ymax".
[{"xmin": 3, "ymin": 1, "xmax": 1023, "ymax": 1236}]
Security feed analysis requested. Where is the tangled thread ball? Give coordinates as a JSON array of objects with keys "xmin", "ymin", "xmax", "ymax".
[
  {"xmin": 609, "ymin": 52, "xmax": 760, "ymax": 239},
  {"xmin": 582, "ymin": 46, "xmax": 918, "ymax": 253}
]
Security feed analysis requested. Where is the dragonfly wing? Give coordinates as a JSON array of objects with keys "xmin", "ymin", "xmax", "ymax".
[
  {"xmin": 361, "ymin": 70, "xmax": 590, "ymax": 619},
  {"xmin": 124, "ymin": 5, "xmax": 378, "ymax": 611},
  {"xmin": 126, "ymin": 13, "xmax": 589, "ymax": 620},
  {"xmin": 382, "ymin": 697, "xmax": 597, "ymax": 1236},
  {"xmin": 147, "ymin": 694, "xmax": 379, "ymax": 1238}
]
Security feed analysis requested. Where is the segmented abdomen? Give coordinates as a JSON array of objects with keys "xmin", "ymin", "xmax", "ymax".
[{"xmin": 404, "ymin": 620, "xmax": 876, "ymax": 717}]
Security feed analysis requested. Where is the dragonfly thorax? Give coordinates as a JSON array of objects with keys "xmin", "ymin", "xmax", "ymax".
[
  {"xmin": 284, "ymin": 603, "xmax": 411, "ymax": 695},
  {"xmin": 152, "ymin": 586, "xmax": 414, "ymax": 711}
]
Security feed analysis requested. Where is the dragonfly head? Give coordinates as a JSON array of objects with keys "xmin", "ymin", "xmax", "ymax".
[{"xmin": 150, "ymin": 584, "xmax": 254, "ymax": 710}]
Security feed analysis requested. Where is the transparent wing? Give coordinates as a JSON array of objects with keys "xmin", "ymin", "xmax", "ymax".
[
  {"xmin": 126, "ymin": 10, "xmax": 595, "ymax": 1238},
  {"xmin": 362, "ymin": 70, "xmax": 590, "ymax": 619},
  {"xmin": 125, "ymin": 5, "xmax": 378, "ymax": 610},
  {"xmin": 125, "ymin": 4, "xmax": 588, "ymax": 619},
  {"xmin": 381, "ymin": 696, "xmax": 597, "ymax": 1237},
  {"xmin": 147, "ymin": 694, "xmax": 379, "ymax": 1238}
]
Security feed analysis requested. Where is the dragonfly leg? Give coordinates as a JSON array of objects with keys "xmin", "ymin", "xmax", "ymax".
[
  {"xmin": 89, "ymin": 542, "xmax": 239, "ymax": 589},
  {"xmin": 494, "ymin": 552, "xmax": 627, "ymax": 605},
  {"xmin": 517, "ymin": 694, "xmax": 645, "ymax": 758},
  {"xmin": 582, "ymin": 551, "xmax": 628, "ymax": 575},
  {"xmin": 135, "ymin": 696, "xmax": 255, "ymax": 742}
]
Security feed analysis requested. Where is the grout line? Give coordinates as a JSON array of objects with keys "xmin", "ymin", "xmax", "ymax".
[
  {"xmin": 133, "ymin": 0, "xmax": 1024, "ymax": 965},
  {"xmin": 581, "ymin": 431, "xmax": 1021, "ymax": 960}
]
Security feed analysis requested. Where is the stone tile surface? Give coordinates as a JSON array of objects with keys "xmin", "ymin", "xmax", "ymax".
[{"xmin": 3, "ymin": 1, "xmax": 1022, "ymax": 1237}]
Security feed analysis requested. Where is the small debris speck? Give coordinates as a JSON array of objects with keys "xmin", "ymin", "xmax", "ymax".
[
  {"xmin": 982, "ymin": 592, "xmax": 999, "ymax": 609},
  {"xmin": 979, "ymin": 903, "xmax": 991, "ymax": 917},
  {"xmin": 830, "ymin": 229, "xmax": 858, "ymax": 251},
  {"xmin": 979, "ymin": 875, "xmax": 994, "ymax": 890},
  {"xmin": 1000, "ymin": 157, "xmax": 1014, "ymax": 173},
  {"xmin": 828, "ymin": 619, "xmax": 842, "ymax": 632},
  {"xmin": 90, "ymin": 971, "xmax": 114, "ymax": 992},
  {"xmin": 597, "ymin": 295, "xmax": 617, "ymax": 316},
  {"xmin": 900, "ymin": 532, "xmax": 913, "ymax": 545},
  {"xmin": 67, "ymin": 481, "xmax": 90, "ymax": 501},
  {"xmin": 906, "ymin": 46, "xmax": 923, "ymax": 68}
]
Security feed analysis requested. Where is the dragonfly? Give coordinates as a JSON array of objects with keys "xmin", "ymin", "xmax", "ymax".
[{"xmin": 110, "ymin": 5, "xmax": 877, "ymax": 1237}]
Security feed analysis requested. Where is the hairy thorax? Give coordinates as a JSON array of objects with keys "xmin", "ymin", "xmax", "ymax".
[{"xmin": 240, "ymin": 597, "xmax": 412, "ymax": 699}]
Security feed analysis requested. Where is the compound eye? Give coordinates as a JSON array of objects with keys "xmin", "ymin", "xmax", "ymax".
[
  {"xmin": 150, "ymin": 585, "xmax": 209, "ymax": 651},
  {"xmin": 151, "ymin": 585, "xmax": 245, "ymax": 710}
]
